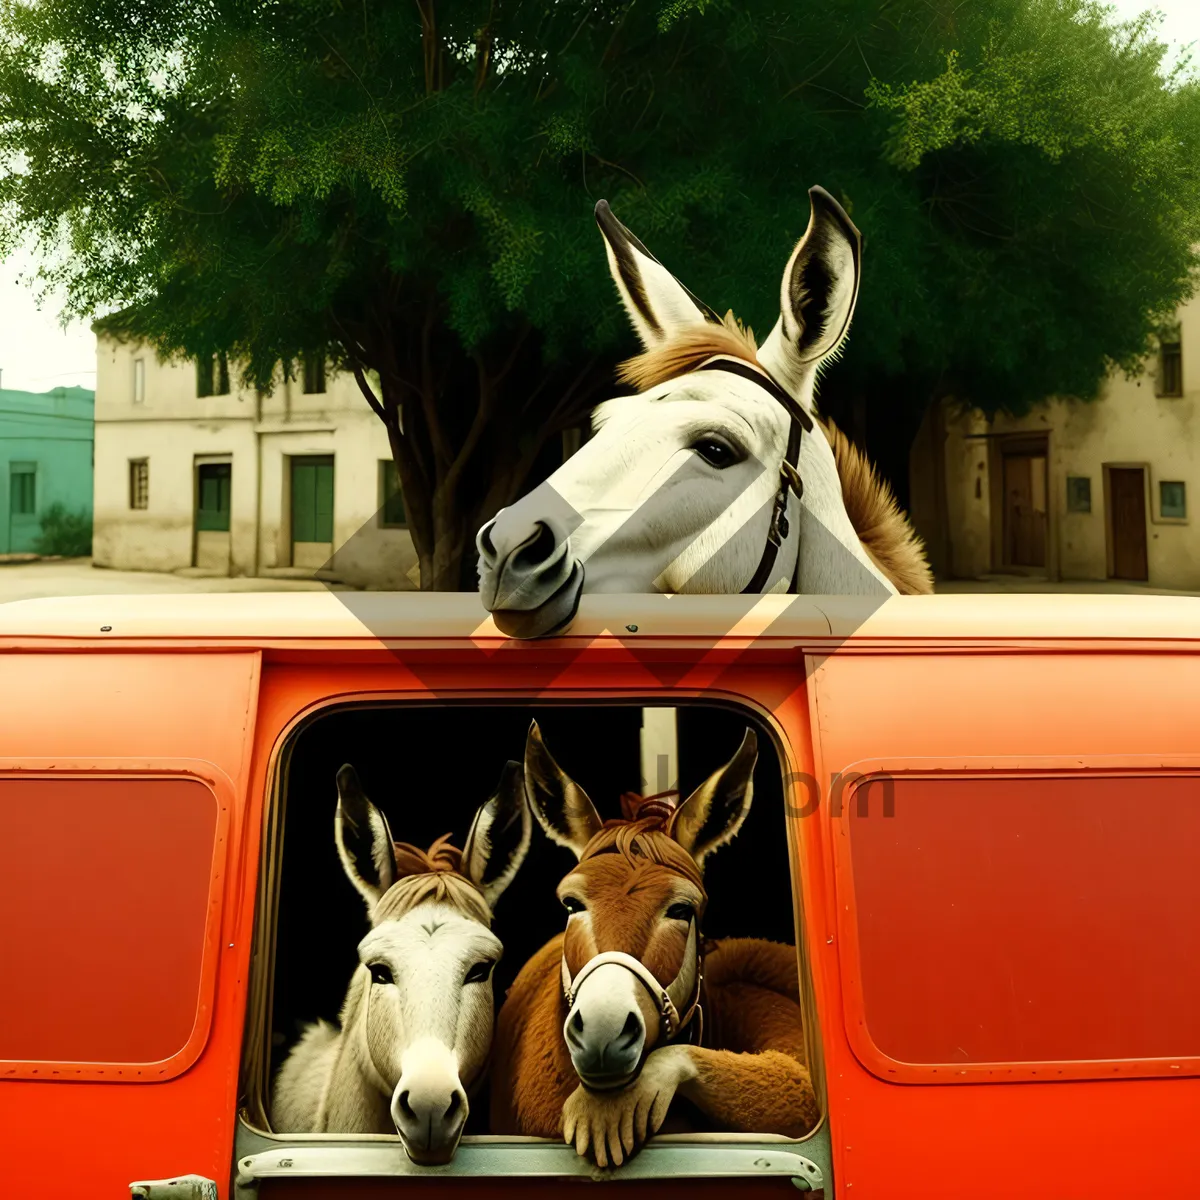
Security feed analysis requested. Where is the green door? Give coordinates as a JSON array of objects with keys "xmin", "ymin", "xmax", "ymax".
[
  {"xmin": 291, "ymin": 456, "xmax": 334, "ymax": 545},
  {"xmin": 195, "ymin": 463, "xmax": 232, "ymax": 532},
  {"xmin": 8, "ymin": 462, "xmax": 38, "ymax": 553}
]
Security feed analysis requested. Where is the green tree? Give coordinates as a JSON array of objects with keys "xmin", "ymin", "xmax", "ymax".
[{"xmin": 2, "ymin": 0, "xmax": 1197, "ymax": 587}]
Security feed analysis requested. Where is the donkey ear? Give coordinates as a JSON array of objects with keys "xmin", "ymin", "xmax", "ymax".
[
  {"xmin": 335, "ymin": 764, "xmax": 397, "ymax": 911},
  {"xmin": 463, "ymin": 760, "xmax": 533, "ymax": 910},
  {"xmin": 595, "ymin": 199, "xmax": 721, "ymax": 349},
  {"xmin": 523, "ymin": 720, "xmax": 603, "ymax": 858},
  {"xmin": 761, "ymin": 186, "xmax": 861, "ymax": 390},
  {"xmin": 672, "ymin": 729, "xmax": 758, "ymax": 869}
]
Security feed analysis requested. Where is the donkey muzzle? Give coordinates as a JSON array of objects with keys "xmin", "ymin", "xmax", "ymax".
[
  {"xmin": 563, "ymin": 961, "xmax": 648, "ymax": 1090},
  {"xmin": 391, "ymin": 1040, "xmax": 469, "ymax": 1165},
  {"xmin": 476, "ymin": 485, "xmax": 585, "ymax": 639}
]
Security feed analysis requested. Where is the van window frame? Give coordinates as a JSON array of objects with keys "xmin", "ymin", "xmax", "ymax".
[
  {"xmin": 0, "ymin": 757, "xmax": 233, "ymax": 1082},
  {"xmin": 238, "ymin": 691, "xmax": 829, "ymax": 1183},
  {"xmin": 833, "ymin": 754, "xmax": 1200, "ymax": 1085}
]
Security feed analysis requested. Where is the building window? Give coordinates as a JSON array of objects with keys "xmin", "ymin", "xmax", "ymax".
[
  {"xmin": 196, "ymin": 463, "xmax": 232, "ymax": 532},
  {"xmin": 378, "ymin": 460, "xmax": 406, "ymax": 528},
  {"xmin": 9, "ymin": 463, "xmax": 36, "ymax": 515},
  {"xmin": 196, "ymin": 353, "xmax": 231, "ymax": 398},
  {"xmin": 129, "ymin": 459, "xmax": 149, "ymax": 510},
  {"xmin": 1066, "ymin": 476, "xmax": 1092, "ymax": 513},
  {"xmin": 1160, "ymin": 480, "xmax": 1187, "ymax": 520},
  {"xmin": 1157, "ymin": 326, "xmax": 1183, "ymax": 398},
  {"xmin": 133, "ymin": 359, "xmax": 146, "ymax": 405},
  {"xmin": 302, "ymin": 356, "xmax": 326, "ymax": 395}
]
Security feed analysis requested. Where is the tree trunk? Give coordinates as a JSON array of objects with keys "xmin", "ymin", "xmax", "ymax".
[
  {"xmin": 858, "ymin": 375, "xmax": 937, "ymax": 517},
  {"xmin": 337, "ymin": 290, "xmax": 611, "ymax": 591}
]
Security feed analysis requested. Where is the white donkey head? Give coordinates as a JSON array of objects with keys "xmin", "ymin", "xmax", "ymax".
[
  {"xmin": 334, "ymin": 760, "xmax": 531, "ymax": 1163},
  {"xmin": 476, "ymin": 187, "xmax": 899, "ymax": 638}
]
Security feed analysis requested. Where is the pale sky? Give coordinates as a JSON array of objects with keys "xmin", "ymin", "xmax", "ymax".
[{"xmin": 0, "ymin": 0, "xmax": 1197, "ymax": 396}]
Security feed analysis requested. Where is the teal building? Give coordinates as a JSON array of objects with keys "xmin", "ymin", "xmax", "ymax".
[{"xmin": 0, "ymin": 385, "xmax": 95, "ymax": 554}]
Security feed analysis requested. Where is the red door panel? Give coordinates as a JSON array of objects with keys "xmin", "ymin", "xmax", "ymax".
[
  {"xmin": 0, "ymin": 651, "xmax": 261, "ymax": 1198},
  {"xmin": 806, "ymin": 650, "xmax": 1200, "ymax": 1198}
]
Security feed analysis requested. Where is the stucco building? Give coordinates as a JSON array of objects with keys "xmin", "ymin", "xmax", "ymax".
[
  {"xmin": 910, "ymin": 293, "xmax": 1200, "ymax": 590},
  {"xmin": 93, "ymin": 336, "xmax": 419, "ymax": 588},
  {"xmin": 0, "ymin": 385, "xmax": 94, "ymax": 554}
]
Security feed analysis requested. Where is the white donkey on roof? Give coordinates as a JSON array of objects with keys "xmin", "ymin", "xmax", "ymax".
[{"xmin": 476, "ymin": 186, "xmax": 932, "ymax": 638}]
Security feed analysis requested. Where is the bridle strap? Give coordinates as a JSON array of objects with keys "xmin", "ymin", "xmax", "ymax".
[
  {"xmin": 694, "ymin": 356, "xmax": 808, "ymax": 596},
  {"xmin": 695, "ymin": 358, "xmax": 813, "ymax": 432},
  {"xmin": 561, "ymin": 923, "xmax": 704, "ymax": 1044},
  {"xmin": 740, "ymin": 415, "xmax": 803, "ymax": 594},
  {"xmin": 563, "ymin": 951, "xmax": 686, "ymax": 1037}
]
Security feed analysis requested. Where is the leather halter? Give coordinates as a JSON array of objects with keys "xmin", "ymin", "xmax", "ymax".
[
  {"xmin": 694, "ymin": 356, "xmax": 811, "ymax": 595},
  {"xmin": 561, "ymin": 916, "xmax": 704, "ymax": 1049}
]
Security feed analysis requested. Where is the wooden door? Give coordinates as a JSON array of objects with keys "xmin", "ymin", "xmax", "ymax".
[
  {"xmin": 7, "ymin": 463, "xmax": 38, "ymax": 554},
  {"xmin": 1002, "ymin": 453, "xmax": 1047, "ymax": 567},
  {"xmin": 1108, "ymin": 467, "xmax": 1148, "ymax": 581},
  {"xmin": 291, "ymin": 455, "xmax": 335, "ymax": 569},
  {"xmin": 194, "ymin": 461, "xmax": 233, "ymax": 572}
]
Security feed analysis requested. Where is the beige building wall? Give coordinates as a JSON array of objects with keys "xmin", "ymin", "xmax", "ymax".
[
  {"xmin": 911, "ymin": 292, "xmax": 1200, "ymax": 590},
  {"xmin": 94, "ymin": 336, "xmax": 419, "ymax": 588}
]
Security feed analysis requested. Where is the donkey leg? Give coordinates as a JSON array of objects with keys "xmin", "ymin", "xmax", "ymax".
[
  {"xmin": 677, "ymin": 1044, "xmax": 818, "ymax": 1137},
  {"xmin": 562, "ymin": 1040, "xmax": 818, "ymax": 1166},
  {"xmin": 562, "ymin": 1045, "xmax": 695, "ymax": 1168}
]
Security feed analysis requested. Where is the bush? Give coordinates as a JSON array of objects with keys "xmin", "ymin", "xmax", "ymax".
[{"xmin": 34, "ymin": 502, "xmax": 93, "ymax": 557}]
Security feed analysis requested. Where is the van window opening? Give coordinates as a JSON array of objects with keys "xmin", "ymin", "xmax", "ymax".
[{"xmin": 242, "ymin": 699, "xmax": 822, "ymax": 1167}]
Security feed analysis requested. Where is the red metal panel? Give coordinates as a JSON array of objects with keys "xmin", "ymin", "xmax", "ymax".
[
  {"xmin": 842, "ymin": 771, "xmax": 1200, "ymax": 1075},
  {"xmin": 808, "ymin": 650, "xmax": 1200, "ymax": 1198},
  {"xmin": 0, "ymin": 774, "xmax": 224, "ymax": 1075},
  {"xmin": 0, "ymin": 652, "xmax": 260, "ymax": 1199}
]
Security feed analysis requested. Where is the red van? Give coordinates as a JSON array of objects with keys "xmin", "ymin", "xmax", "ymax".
[{"xmin": 1, "ymin": 591, "xmax": 1198, "ymax": 1199}]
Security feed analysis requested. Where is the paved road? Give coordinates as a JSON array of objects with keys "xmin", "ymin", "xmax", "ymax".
[
  {"xmin": 0, "ymin": 558, "xmax": 1195, "ymax": 605},
  {"xmin": 933, "ymin": 574, "xmax": 1200, "ymax": 596},
  {"xmin": 0, "ymin": 557, "xmax": 345, "ymax": 604}
]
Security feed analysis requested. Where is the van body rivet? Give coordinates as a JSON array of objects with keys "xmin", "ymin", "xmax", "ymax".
[{"xmin": 100, "ymin": 625, "xmax": 112, "ymax": 632}]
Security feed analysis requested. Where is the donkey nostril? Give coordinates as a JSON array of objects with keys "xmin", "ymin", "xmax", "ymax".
[
  {"xmin": 571, "ymin": 1011, "xmax": 585, "ymax": 1034},
  {"xmin": 479, "ymin": 523, "xmax": 497, "ymax": 559},
  {"xmin": 617, "ymin": 1012, "xmax": 642, "ymax": 1049},
  {"xmin": 397, "ymin": 1090, "xmax": 415, "ymax": 1120},
  {"xmin": 444, "ymin": 1091, "xmax": 463, "ymax": 1123}
]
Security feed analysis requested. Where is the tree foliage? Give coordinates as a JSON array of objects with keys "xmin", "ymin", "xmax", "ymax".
[{"xmin": 2, "ymin": 0, "xmax": 1198, "ymax": 584}]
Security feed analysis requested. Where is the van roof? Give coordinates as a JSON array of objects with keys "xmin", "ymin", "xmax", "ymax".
[{"xmin": 1, "ymin": 591, "xmax": 1198, "ymax": 646}]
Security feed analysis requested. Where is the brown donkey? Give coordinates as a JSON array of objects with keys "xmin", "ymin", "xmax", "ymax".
[{"xmin": 490, "ymin": 721, "xmax": 819, "ymax": 1167}]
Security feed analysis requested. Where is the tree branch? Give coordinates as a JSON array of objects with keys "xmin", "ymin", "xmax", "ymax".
[
  {"xmin": 417, "ymin": 298, "xmax": 453, "ymax": 468},
  {"xmin": 474, "ymin": 0, "xmax": 495, "ymax": 96},
  {"xmin": 350, "ymin": 358, "xmax": 387, "ymax": 423}
]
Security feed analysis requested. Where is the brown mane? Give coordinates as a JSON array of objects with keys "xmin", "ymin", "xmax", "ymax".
[
  {"xmin": 576, "ymin": 814, "xmax": 706, "ymax": 891},
  {"xmin": 616, "ymin": 318, "xmax": 934, "ymax": 596},
  {"xmin": 822, "ymin": 419, "xmax": 934, "ymax": 595},
  {"xmin": 616, "ymin": 312, "xmax": 760, "ymax": 392},
  {"xmin": 372, "ymin": 833, "xmax": 492, "ymax": 926}
]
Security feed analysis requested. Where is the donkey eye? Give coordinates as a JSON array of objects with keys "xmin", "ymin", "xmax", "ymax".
[
  {"xmin": 561, "ymin": 896, "xmax": 585, "ymax": 915},
  {"xmin": 369, "ymin": 963, "xmax": 394, "ymax": 986},
  {"xmin": 666, "ymin": 903, "xmax": 695, "ymax": 922},
  {"xmin": 464, "ymin": 960, "xmax": 494, "ymax": 985},
  {"xmin": 690, "ymin": 436, "xmax": 741, "ymax": 469}
]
